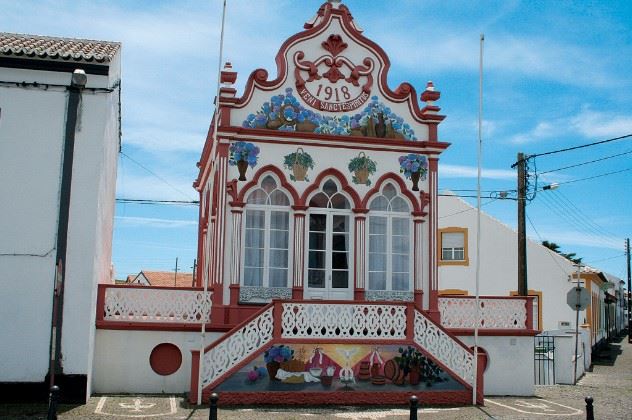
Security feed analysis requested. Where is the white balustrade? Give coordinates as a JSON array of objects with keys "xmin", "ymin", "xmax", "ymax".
[
  {"xmin": 200, "ymin": 306, "xmax": 274, "ymax": 388},
  {"xmin": 414, "ymin": 310, "xmax": 474, "ymax": 386},
  {"xmin": 438, "ymin": 297, "xmax": 527, "ymax": 329},
  {"xmin": 281, "ymin": 302, "xmax": 407, "ymax": 339},
  {"xmin": 103, "ymin": 287, "xmax": 212, "ymax": 323}
]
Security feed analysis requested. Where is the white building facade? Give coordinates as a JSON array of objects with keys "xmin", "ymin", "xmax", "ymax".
[{"xmin": 0, "ymin": 33, "xmax": 121, "ymax": 402}]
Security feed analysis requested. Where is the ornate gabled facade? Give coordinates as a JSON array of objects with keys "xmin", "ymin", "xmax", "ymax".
[{"xmin": 195, "ymin": 0, "xmax": 448, "ymax": 327}]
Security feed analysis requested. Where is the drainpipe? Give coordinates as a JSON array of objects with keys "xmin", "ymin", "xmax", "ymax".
[{"xmin": 48, "ymin": 69, "xmax": 87, "ymax": 389}]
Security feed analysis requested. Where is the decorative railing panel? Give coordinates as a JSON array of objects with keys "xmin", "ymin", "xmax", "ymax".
[
  {"xmin": 200, "ymin": 306, "xmax": 274, "ymax": 388},
  {"xmin": 102, "ymin": 286, "xmax": 212, "ymax": 323},
  {"xmin": 439, "ymin": 297, "xmax": 528, "ymax": 329},
  {"xmin": 414, "ymin": 310, "xmax": 474, "ymax": 386},
  {"xmin": 281, "ymin": 302, "xmax": 407, "ymax": 339}
]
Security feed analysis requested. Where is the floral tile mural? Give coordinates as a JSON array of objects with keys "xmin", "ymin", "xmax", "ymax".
[
  {"xmin": 242, "ymin": 89, "xmax": 418, "ymax": 141},
  {"xmin": 215, "ymin": 343, "xmax": 464, "ymax": 393}
]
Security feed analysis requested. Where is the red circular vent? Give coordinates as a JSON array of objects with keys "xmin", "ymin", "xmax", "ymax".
[{"xmin": 149, "ymin": 343, "xmax": 182, "ymax": 376}]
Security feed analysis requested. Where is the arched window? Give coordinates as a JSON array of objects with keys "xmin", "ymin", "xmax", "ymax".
[
  {"xmin": 305, "ymin": 178, "xmax": 353, "ymax": 300},
  {"xmin": 367, "ymin": 183, "xmax": 411, "ymax": 291},
  {"xmin": 242, "ymin": 175, "xmax": 291, "ymax": 288}
]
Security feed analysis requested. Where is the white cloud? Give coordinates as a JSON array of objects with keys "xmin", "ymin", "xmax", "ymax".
[
  {"xmin": 570, "ymin": 108, "xmax": 632, "ymax": 138},
  {"xmin": 440, "ymin": 164, "xmax": 515, "ymax": 180},
  {"xmin": 116, "ymin": 173, "xmax": 197, "ymax": 202},
  {"xmin": 115, "ymin": 216, "xmax": 197, "ymax": 228},
  {"xmin": 510, "ymin": 121, "xmax": 558, "ymax": 144}
]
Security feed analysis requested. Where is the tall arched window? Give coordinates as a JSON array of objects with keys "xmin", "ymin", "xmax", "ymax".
[
  {"xmin": 367, "ymin": 183, "xmax": 411, "ymax": 291},
  {"xmin": 242, "ymin": 175, "xmax": 291, "ymax": 288},
  {"xmin": 305, "ymin": 179, "xmax": 353, "ymax": 300}
]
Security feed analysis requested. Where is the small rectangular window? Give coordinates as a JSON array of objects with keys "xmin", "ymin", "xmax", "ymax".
[{"xmin": 439, "ymin": 228, "xmax": 468, "ymax": 265}]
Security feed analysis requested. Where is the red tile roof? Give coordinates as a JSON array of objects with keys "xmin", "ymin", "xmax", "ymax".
[
  {"xmin": 0, "ymin": 32, "xmax": 120, "ymax": 63},
  {"xmin": 129, "ymin": 271, "xmax": 194, "ymax": 288}
]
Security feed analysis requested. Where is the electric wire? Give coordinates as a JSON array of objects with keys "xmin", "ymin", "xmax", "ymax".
[
  {"xmin": 116, "ymin": 198, "xmax": 199, "ymax": 206},
  {"xmin": 539, "ymin": 148, "xmax": 632, "ymax": 175},
  {"xmin": 527, "ymin": 133, "xmax": 632, "ymax": 160},
  {"xmin": 119, "ymin": 152, "xmax": 196, "ymax": 201},
  {"xmin": 554, "ymin": 190, "xmax": 621, "ymax": 240},
  {"xmin": 552, "ymin": 167, "xmax": 632, "ymax": 187}
]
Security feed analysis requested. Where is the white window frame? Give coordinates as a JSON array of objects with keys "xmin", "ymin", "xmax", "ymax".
[
  {"xmin": 241, "ymin": 176, "xmax": 293, "ymax": 288},
  {"xmin": 366, "ymin": 184, "xmax": 413, "ymax": 292}
]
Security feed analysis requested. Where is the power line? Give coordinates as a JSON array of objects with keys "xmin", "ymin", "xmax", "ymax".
[
  {"xmin": 525, "ymin": 213, "xmax": 573, "ymax": 276},
  {"xmin": 539, "ymin": 148, "xmax": 632, "ymax": 175},
  {"xmin": 554, "ymin": 190, "xmax": 621, "ymax": 240},
  {"xmin": 528, "ymin": 133, "xmax": 632, "ymax": 159},
  {"xmin": 116, "ymin": 198, "xmax": 199, "ymax": 206},
  {"xmin": 119, "ymin": 152, "xmax": 196, "ymax": 201},
  {"xmin": 554, "ymin": 167, "xmax": 632, "ymax": 186}
]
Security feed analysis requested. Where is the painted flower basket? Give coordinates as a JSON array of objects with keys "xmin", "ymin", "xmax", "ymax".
[
  {"xmin": 398, "ymin": 154, "xmax": 428, "ymax": 191},
  {"xmin": 283, "ymin": 147, "xmax": 314, "ymax": 181},
  {"xmin": 229, "ymin": 141, "xmax": 260, "ymax": 181},
  {"xmin": 264, "ymin": 345, "xmax": 294, "ymax": 381},
  {"xmin": 348, "ymin": 152, "xmax": 377, "ymax": 186}
]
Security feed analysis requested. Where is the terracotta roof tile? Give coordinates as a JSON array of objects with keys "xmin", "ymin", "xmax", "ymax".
[
  {"xmin": 0, "ymin": 32, "xmax": 120, "ymax": 63},
  {"xmin": 139, "ymin": 271, "xmax": 194, "ymax": 288}
]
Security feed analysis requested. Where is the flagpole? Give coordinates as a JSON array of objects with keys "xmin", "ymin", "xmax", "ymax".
[
  {"xmin": 198, "ymin": 0, "xmax": 227, "ymax": 405},
  {"xmin": 473, "ymin": 33, "xmax": 484, "ymax": 405}
]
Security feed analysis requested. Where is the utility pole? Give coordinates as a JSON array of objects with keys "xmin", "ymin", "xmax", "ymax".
[
  {"xmin": 626, "ymin": 238, "xmax": 631, "ymax": 343},
  {"xmin": 516, "ymin": 152, "xmax": 528, "ymax": 296},
  {"xmin": 192, "ymin": 259, "xmax": 197, "ymax": 287},
  {"xmin": 174, "ymin": 257, "xmax": 179, "ymax": 286}
]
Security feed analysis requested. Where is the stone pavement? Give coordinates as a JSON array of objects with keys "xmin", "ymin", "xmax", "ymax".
[{"xmin": 3, "ymin": 335, "xmax": 630, "ymax": 419}]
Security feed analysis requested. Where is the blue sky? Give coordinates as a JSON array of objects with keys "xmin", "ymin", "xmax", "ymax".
[{"xmin": 3, "ymin": 0, "xmax": 631, "ymax": 280}]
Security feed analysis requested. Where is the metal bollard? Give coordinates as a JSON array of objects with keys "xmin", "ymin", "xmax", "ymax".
[
  {"xmin": 47, "ymin": 386, "xmax": 60, "ymax": 420},
  {"xmin": 409, "ymin": 395, "xmax": 418, "ymax": 420},
  {"xmin": 585, "ymin": 396, "xmax": 594, "ymax": 420},
  {"xmin": 208, "ymin": 392, "xmax": 219, "ymax": 420}
]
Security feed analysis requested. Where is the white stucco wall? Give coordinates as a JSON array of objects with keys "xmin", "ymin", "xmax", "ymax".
[
  {"xmin": 0, "ymin": 60, "xmax": 120, "ymax": 392},
  {"xmin": 438, "ymin": 195, "xmax": 588, "ymax": 332},
  {"xmin": 92, "ymin": 329, "xmax": 221, "ymax": 394},
  {"xmin": 457, "ymin": 335, "xmax": 534, "ymax": 396}
]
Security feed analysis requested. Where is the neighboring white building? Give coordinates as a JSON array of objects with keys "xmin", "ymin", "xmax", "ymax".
[
  {"xmin": 438, "ymin": 194, "xmax": 582, "ymax": 332},
  {"xmin": 0, "ymin": 33, "xmax": 121, "ymax": 402}
]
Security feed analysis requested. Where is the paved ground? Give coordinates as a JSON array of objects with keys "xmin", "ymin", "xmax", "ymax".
[{"xmin": 3, "ymin": 335, "xmax": 630, "ymax": 419}]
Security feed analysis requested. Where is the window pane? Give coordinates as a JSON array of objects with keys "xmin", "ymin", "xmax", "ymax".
[
  {"xmin": 245, "ymin": 248, "xmax": 264, "ymax": 267},
  {"xmin": 261, "ymin": 175, "xmax": 277, "ymax": 192},
  {"xmin": 390, "ymin": 197, "xmax": 409, "ymax": 213},
  {"xmin": 332, "ymin": 215, "xmax": 348, "ymax": 232},
  {"xmin": 369, "ymin": 235, "xmax": 386, "ymax": 253},
  {"xmin": 392, "ymin": 235, "xmax": 409, "ymax": 254},
  {"xmin": 270, "ymin": 211, "xmax": 289, "ymax": 230},
  {"xmin": 332, "ymin": 271, "xmax": 348, "ymax": 288},
  {"xmin": 244, "ymin": 267, "xmax": 263, "ymax": 286},
  {"xmin": 309, "ymin": 232, "xmax": 326, "ymax": 250},
  {"xmin": 383, "ymin": 184, "xmax": 396, "ymax": 200},
  {"xmin": 332, "ymin": 252, "xmax": 348, "ymax": 270},
  {"xmin": 308, "ymin": 250, "xmax": 325, "ymax": 268},
  {"xmin": 247, "ymin": 189, "xmax": 267, "ymax": 205},
  {"xmin": 269, "ymin": 190, "xmax": 289, "ymax": 206},
  {"xmin": 369, "ymin": 253, "xmax": 386, "ymax": 271},
  {"xmin": 392, "ymin": 218, "xmax": 409, "ymax": 235},
  {"xmin": 442, "ymin": 232, "xmax": 464, "ymax": 248},
  {"xmin": 268, "ymin": 268, "xmax": 287, "ymax": 287},
  {"xmin": 330, "ymin": 193, "xmax": 350, "ymax": 209},
  {"xmin": 392, "ymin": 273, "xmax": 409, "ymax": 291},
  {"xmin": 323, "ymin": 179, "xmax": 337, "ymax": 195},
  {"xmin": 308, "ymin": 270, "xmax": 325, "ymax": 288},
  {"xmin": 393, "ymin": 254, "xmax": 409, "ymax": 272},
  {"xmin": 245, "ymin": 228, "xmax": 265, "ymax": 248},
  {"xmin": 369, "ymin": 272, "xmax": 386, "ymax": 290},
  {"xmin": 369, "ymin": 216, "xmax": 386, "ymax": 234},
  {"xmin": 245, "ymin": 210, "xmax": 265, "ymax": 228},
  {"xmin": 270, "ymin": 229, "xmax": 289, "ymax": 249},
  {"xmin": 269, "ymin": 249, "xmax": 288, "ymax": 268},
  {"xmin": 309, "ymin": 214, "xmax": 326, "ymax": 231},
  {"xmin": 442, "ymin": 248, "xmax": 453, "ymax": 260},
  {"xmin": 369, "ymin": 196, "xmax": 388, "ymax": 211},
  {"xmin": 332, "ymin": 234, "xmax": 348, "ymax": 251},
  {"xmin": 309, "ymin": 193, "xmax": 328, "ymax": 208},
  {"xmin": 454, "ymin": 248, "xmax": 465, "ymax": 260}
]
